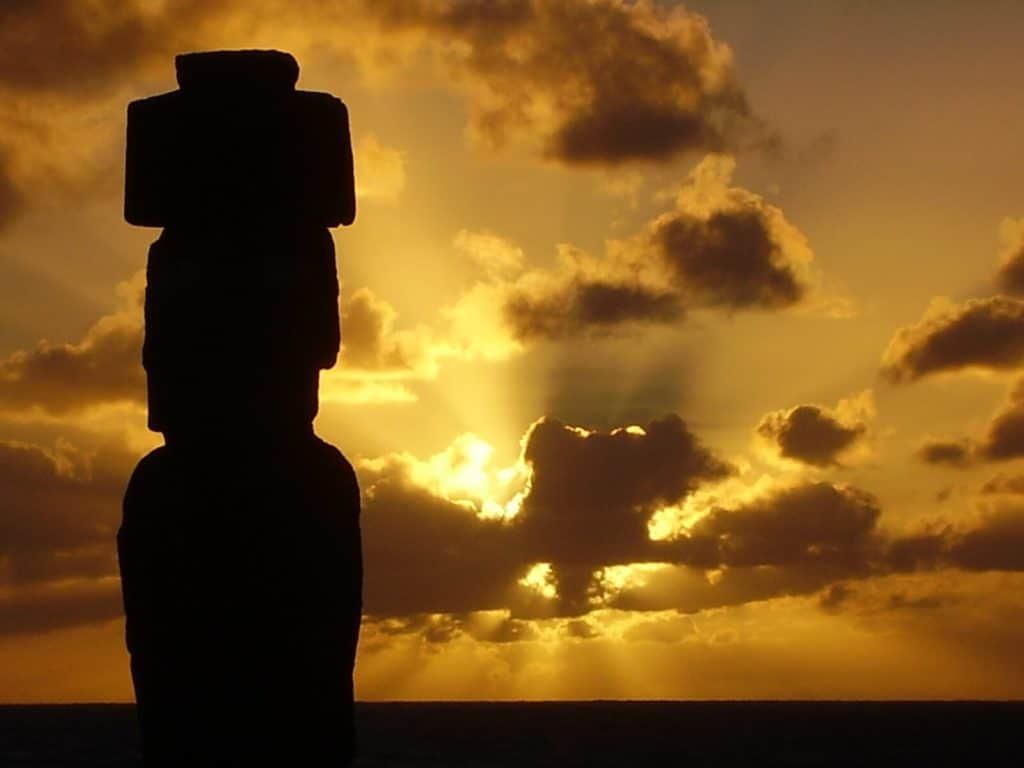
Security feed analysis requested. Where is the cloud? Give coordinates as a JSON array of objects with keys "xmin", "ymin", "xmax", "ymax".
[
  {"xmin": 0, "ymin": 275, "xmax": 145, "ymax": 416},
  {"xmin": 357, "ymin": 414, "xmax": 988, "ymax": 623},
  {"xmin": 0, "ymin": 1, "xmax": 766, "ymax": 232},
  {"xmin": 994, "ymin": 217, "xmax": 1024, "ymax": 295},
  {"xmin": 978, "ymin": 378, "xmax": 1024, "ymax": 460},
  {"xmin": 916, "ymin": 437, "xmax": 976, "ymax": 467},
  {"xmin": 516, "ymin": 415, "xmax": 733, "ymax": 560},
  {"xmin": 881, "ymin": 296, "xmax": 1024, "ymax": 382},
  {"xmin": 756, "ymin": 390, "xmax": 873, "ymax": 467},
  {"xmin": 500, "ymin": 251, "xmax": 684, "ymax": 340},
  {"xmin": 450, "ymin": 155, "xmax": 821, "ymax": 342},
  {"xmin": 649, "ymin": 155, "xmax": 814, "ymax": 310},
  {"xmin": 672, "ymin": 482, "xmax": 882, "ymax": 570},
  {"xmin": 945, "ymin": 507, "xmax": 1024, "ymax": 572},
  {"xmin": 357, "ymin": 443, "xmax": 525, "ymax": 618},
  {"xmin": 0, "ymin": 438, "xmax": 132, "ymax": 589},
  {"xmin": 357, "ymin": 411, "xmax": 1024, "ymax": 625},
  {"xmin": 7, "ymin": 411, "xmax": 1024, "ymax": 637},
  {"xmin": 0, "ymin": 578, "xmax": 123, "ymax": 636},
  {"xmin": 0, "ymin": 278, "xmax": 467, "ymax": 416},
  {"xmin": 371, "ymin": 0, "xmax": 762, "ymax": 165},
  {"xmin": 0, "ymin": 1, "xmax": 220, "ymax": 96},
  {"xmin": 358, "ymin": 414, "xmax": 732, "ymax": 618},
  {"xmin": 327, "ymin": 285, "xmax": 523, "ymax": 403},
  {"xmin": 338, "ymin": 288, "xmax": 433, "ymax": 373},
  {"xmin": 882, "ymin": 495, "xmax": 1024, "ymax": 575},
  {"xmin": 0, "ymin": 1, "xmax": 233, "ymax": 230},
  {"xmin": 912, "ymin": 378, "xmax": 1024, "ymax": 465}
]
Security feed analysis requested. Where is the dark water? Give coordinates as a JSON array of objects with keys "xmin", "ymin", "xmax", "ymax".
[{"xmin": 0, "ymin": 701, "xmax": 1020, "ymax": 767}]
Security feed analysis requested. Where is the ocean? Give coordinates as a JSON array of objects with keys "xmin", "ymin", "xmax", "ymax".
[{"xmin": 0, "ymin": 701, "xmax": 1020, "ymax": 766}]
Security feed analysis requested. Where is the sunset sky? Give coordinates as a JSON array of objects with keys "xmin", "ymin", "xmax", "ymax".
[{"xmin": 2, "ymin": 0, "xmax": 1024, "ymax": 702}]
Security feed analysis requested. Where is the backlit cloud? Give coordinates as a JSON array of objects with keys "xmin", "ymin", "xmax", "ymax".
[
  {"xmin": 371, "ymin": 0, "xmax": 762, "ymax": 165},
  {"xmin": 882, "ymin": 296, "xmax": 1024, "ymax": 382},
  {"xmin": 358, "ymin": 414, "xmax": 732, "ymax": 618},
  {"xmin": 756, "ymin": 390, "xmax": 874, "ymax": 467},
  {"xmin": 0, "ymin": 0, "xmax": 766, "ymax": 233},
  {"xmin": 994, "ymin": 217, "xmax": 1024, "ymax": 295},
  {"xmin": 451, "ymin": 155, "xmax": 821, "ymax": 342}
]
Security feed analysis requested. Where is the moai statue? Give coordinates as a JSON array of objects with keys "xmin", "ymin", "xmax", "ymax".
[{"xmin": 117, "ymin": 50, "xmax": 362, "ymax": 765}]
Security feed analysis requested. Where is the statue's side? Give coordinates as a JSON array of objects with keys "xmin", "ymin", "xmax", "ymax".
[{"xmin": 117, "ymin": 50, "xmax": 362, "ymax": 765}]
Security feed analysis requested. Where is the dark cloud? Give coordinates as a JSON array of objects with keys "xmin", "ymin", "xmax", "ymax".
[
  {"xmin": 994, "ymin": 219, "xmax": 1024, "ymax": 295},
  {"xmin": 946, "ymin": 508, "xmax": 1024, "ymax": 571},
  {"xmin": 882, "ymin": 506, "xmax": 1024, "ymax": 575},
  {"xmin": 881, "ymin": 296, "xmax": 1024, "ymax": 382},
  {"xmin": 490, "ymin": 155, "xmax": 818, "ymax": 341},
  {"xmin": 757, "ymin": 398, "xmax": 870, "ymax": 467},
  {"xmin": 0, "ymin": 1, "xmax": 229, "ymax": 230},
  {"xmin": 359, "ymin": 459, "xmax": 522, "ymax": 617},
  {"xmin": 0, "ymin": 0, "xmax": 221, "ymax": 96},
  {"xmin": 517, "ymin": 415, "xmax": 732, "ymax": 565},
  {"xmin": 356, "ymin": 412, "xmax": 962, "ymax": 626},
  {"xmin": 503, "ymin": 279, "xmax": 682, "ymax": 341},
  {"xmin": 0, "ymin": 0, "xmax": 765, "ymax": 233},
  {"xmin": 654, "ymin": 208, "xmax": 804, "ymax": 310},
  {"xmin": 978, "ymin": 379, "xmax": 1024, "ymax": 460},
  {"xmin": 373, "ymin": 0, "xmax": 760, "ymax": 165},
  {"xmin": 359, "ymin": 414, "xmax": 732, "ymax": 619},
  {"xmin": 677, "ymin": 482, "xmax": 881, "ymax": 570},
  {"xmin": 356, "ymin": 404, "xmax": 1024, "ymax": 631},
  {"xmin": 916, "ymin": 437, "xmax": 976, "ymax": 468},
  {"xmin": 906, "ymin": 379, "xmax": 1024, "ymax": 465},
  {"xmin": 0, "ymin": 437, "xmax": 137, "ymax": 639},
  {"xmin": 7, "ymin": 409, "xmax": 1024, "ymax": 638},
  {"xmin": 0, "ymin": 439, "xmax": 131, "ymax": 588},
  {"xmin": 883, "ymin": 531, "xmax": 948, "ymax": 573}
]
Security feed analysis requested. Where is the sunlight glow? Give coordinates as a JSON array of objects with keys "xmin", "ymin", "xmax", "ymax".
[
  {"xmin": 592, "ymin": 564, "xmax": 668, "ymax": 606},
  {"xmin": 647, "ymin": 474, "xmax": 784, "ymax": 541},
  {"xmin": 394, "ymin": 434, "xmax": 531, "ymax": 521},
  {"xmin": 519, "ymin": 563, "xmax": 558, "ymax": 599}
]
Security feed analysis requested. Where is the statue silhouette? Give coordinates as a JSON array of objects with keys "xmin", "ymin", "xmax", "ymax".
[{"xmin": 117, "ymin": 50, "xmax": 362, "ymax": 765}]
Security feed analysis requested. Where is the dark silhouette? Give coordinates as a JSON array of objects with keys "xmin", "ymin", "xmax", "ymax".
[{"xmin": 117, "ymin": 50, "xmax": 362, "ymax": 765}]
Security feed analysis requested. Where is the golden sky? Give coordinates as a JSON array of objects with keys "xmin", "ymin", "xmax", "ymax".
[{"xmin": 2, "ymin": 0, "xmax": 1024, "ymax": 702}]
